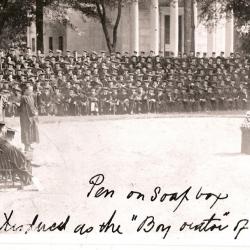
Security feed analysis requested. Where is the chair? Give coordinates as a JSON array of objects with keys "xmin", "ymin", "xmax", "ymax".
[
  {"xmin": 0, "ymin": 150, "xmax": 32, "ymax": 190},
  {"xmin": 0, "ymin": 149, "xmax": 19, "ymax": 189}
]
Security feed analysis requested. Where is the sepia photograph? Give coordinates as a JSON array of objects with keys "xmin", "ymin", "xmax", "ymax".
[{"xmin": 0, "ymin": 0, "xmax": 250, "ymax": 249}]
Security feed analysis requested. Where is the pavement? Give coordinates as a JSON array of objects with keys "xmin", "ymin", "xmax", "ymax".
[{"xmin": 0, "ymin": 113, "xmax": 249, "ymax": 249}]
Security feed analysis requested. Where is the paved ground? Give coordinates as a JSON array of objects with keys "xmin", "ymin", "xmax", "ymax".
[{"xmin": 0, "ymin": 113, "xmax": 250, "ymax": 249}]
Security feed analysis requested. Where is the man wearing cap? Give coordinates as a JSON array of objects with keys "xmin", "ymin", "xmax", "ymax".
[
  {"xmin": 64, "ymin": 88, "xmax": 79, "ymax": 116},
  {"xmin": 239, "ymin": 88, "xmax": 248, "ymax": 110},
  {"xmin": 134, "ymin": 86, "xmax": 145, "ymax": 114},
  {"xmin": 118, "ymin": 87, "xmax": 130, "ymax": 114},
  {"xmin": 5, "ymin": 86, "xmax": 20, "ymax": 117},
  {"xmin": 0, "ymin": 89, "xmax": 8, "ymax": 120},
  {"xmin": 20, "ymin": 85, "xmax": 39, "ymax": 152},
  {"xmin": 50, "ymin": 87, "xmax": 64, "ymax": 116},
  {"xmin": 207, "ymin": 87, "xmax": 218, "ymax": 111},
  {"xmin": 45, "ymin": 50, "xmax": 54, "ymax": 61},
  {"xmin": 217, "ymin": 87, "xmax": 227, "ymax": 111},
  {"xmin": 180, "ymin": 88, "xmax": 190, "ymax": 112},
  {"xmin": 129, "ymin": 87, "xmax": 138, "ymax": 114},
  {"xmin": 78, "ymin": 89, "xmax": 88, "ymax": 116},
  {"xmin": 99, "ymin": 87, "xmax": 110, "ymax": 115},
  {"xmin": 39, "ymin": 87, "xmax": 52, "ymax": 115},
  {"xmin": 109, "ymin": 88, "xmax": 120, "ymax": 115},
  {"xmin": 147, "ymin": 87, "xmax": 157, "ymax": 113},
  {"xmin": 88, "ymin": 88, "xmax": 99, "ymax": 115},
  {"xmin": 172, "ymin": 88, "xmax": 181, "ymax": 112},
  {"xmin": 0, "ymin": 122, "xmax": 32, "ymax": 185},
  {"xmin": 156, "ymin": 88, "xmax": 166, "ymax": 113}
]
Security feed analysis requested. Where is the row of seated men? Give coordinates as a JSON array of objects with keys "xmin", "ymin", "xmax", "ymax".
[
  {"xmin": 1, "ymin": 83, "xmax": 248, "ymax": 117},
  {"xmin": 0, "ymin": 48, "xmax": 249, "ymax": 116},
  {"xmin": 0, "ymin": 51, "xmax": 249, "ymax": 87},
  {"xmin": 0, "ymin": 48, "xmax": 249, "ymax": 85},
  {"xmin": 0, "ymin": 121, "xmax": 32, "ymax": 186},
  {"xmin": 1, "ymin": 47, "xmax": 249, "ymax": 68}
]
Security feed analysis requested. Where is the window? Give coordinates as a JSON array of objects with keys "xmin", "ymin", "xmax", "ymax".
[
  {"xmin": 49, "ymin": 37, "xmax": 53, "ymax": 51},
  {"xmin": 32, "ymin": 38, "xmax": 36, "ymax": 52},
  {"xmin": 165, "ymin": 15, "xmax": 170, "ymax": 45},
  {"xmin": 59, "ymin": 36, "xmax": 63, "ymax": 51}
]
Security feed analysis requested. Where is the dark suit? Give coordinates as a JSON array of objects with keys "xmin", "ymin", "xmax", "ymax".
[{"xmin": 20, "ymin": 95, "xmax": 39, "ymax": 148}]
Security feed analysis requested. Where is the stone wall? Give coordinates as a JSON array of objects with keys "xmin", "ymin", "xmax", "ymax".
[
  {"xmin": 43, "ymin": 20, "xmax": 66, "ymax": 54},
  {"xmin": 65, "ymin": 9, "xmax": 106, "ymax": 53}
]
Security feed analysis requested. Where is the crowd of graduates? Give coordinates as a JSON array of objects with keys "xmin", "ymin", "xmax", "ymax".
[{"xmin": 0, "ymin": 47, "xmax": 250, "ymax": 117}]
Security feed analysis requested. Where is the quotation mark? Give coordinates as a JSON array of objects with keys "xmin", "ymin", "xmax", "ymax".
[{"xmin": 132, "ymin": 214, "xmax": 138, "ymax": 221}]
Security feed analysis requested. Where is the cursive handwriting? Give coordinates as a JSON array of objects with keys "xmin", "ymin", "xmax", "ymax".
[
  {"xmin": 0, "ymin": 173, "xmax": 247, "ymax": 242},
  {"xmin": 87, "ymin": 174, "xmax": 115, "ymax": 198},
  {"xmin": 87, "ymin": 174, "xmax": 229, "ymax": 212},
  {"xmin": 0, "ymin": 210, "xmax": 70, "ymax": 234}
]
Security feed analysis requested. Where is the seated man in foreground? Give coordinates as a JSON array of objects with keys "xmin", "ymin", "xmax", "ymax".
[{"xmin": 0, "ymin": 121, "xmax": 32, "ymax": 186}]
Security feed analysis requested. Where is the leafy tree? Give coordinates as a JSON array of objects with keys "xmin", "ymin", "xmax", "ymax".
[
  {"xmin": 197, "ymin": 0, "xmax": 250, "ymax": 26},
  {"xmin": 0, "ymin": 0, "xmax": 35, "ymax": 48},
  {"xmin": 0, "ymin": 0, "xmax": 65, "ymax": 52},
  {"xmin": 196, "ymin": 0, "xmax": 250, "ymax": 53}
]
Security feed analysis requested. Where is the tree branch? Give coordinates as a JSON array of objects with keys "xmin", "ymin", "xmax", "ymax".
[
  {"xmin": 112, "ymin": 0, "xmax": 122, "ymax": 50},
  {"xmin": 96, "ymin": 1, "xmax": 104, "ymax": 20},
  {"xmin": 100, "ymin": 0, "xmax": 106, "ymax": 19},
  {"xmin": 96, "ymin": 1, "xmax": 112, "ymax": 52}
]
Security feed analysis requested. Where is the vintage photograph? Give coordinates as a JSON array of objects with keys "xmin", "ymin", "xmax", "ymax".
[{"xmin": 0, "ymin": 0, "xmax": 250, "ymax": 249}]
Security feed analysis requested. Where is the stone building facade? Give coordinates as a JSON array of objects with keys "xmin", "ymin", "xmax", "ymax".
[{"xmin": 27, "ymin": 0, "xmax": 235, "ymax": 56}]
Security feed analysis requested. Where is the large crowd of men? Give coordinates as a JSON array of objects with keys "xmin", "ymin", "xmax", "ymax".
[{"xmin": 0, "ymin": 47, "xmax": 250, "ymax": 117}]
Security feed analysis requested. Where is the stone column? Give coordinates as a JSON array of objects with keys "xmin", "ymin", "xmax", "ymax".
[
  {"xmin": 131, "ymin": 0, "xmax": 139, "ymax": 53},
  {"xmin": 170, "ymin": 0, "xmax": 179, "ymax": 56},
  {"xmin": 225, "ymin": 12, "xmax": 234, "ymax": 57},
  {"xmin": 160, "ymin": 11, "xmax": 166, "ymax": 53},
  {"xmin": 207, "ymin": 24, "xmax": 216, "ymax": 56},
  {"xmin": 193, "ymin": 0, "xmax": 198, "ymax": 28},
  {"xmin": 150, "ymin": 0, "xmax": 159, "ymax": 54},
  {"xmin": 193, "ymin": 0, "xmax": 198, "ymax": 52}
]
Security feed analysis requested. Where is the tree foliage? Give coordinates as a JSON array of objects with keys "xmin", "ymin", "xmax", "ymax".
[
  {"xmin": 197, "ymin": 0, "xmax": 250, "ymax": 52},
  {"xmin": 0, "ymin": 0, "xmax": 35, "ymax": 48},
  {"xmin": 197, "ymin": 0, "xmax": 250, "ymax": 26},
  {"xmin": 0, "ymin": 0, "xmax": 135, "ymax": 53}
]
